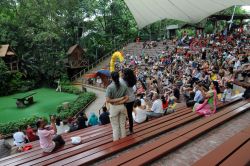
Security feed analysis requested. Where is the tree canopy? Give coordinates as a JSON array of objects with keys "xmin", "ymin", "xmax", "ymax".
[{"xmin": 0, "ymin": 1, "xmax": 247, "ymax": 95}]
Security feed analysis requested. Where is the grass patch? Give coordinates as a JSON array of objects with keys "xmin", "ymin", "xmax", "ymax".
[{"xmin": 0, "ymin": 88, "xmax": 78, "ymax": 123}]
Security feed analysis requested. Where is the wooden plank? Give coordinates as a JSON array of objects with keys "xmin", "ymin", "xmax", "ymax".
[
  {"xmin": 50, "ymin": 101, "xmax": 245, "ymax": 166},
  {"xmin": 10, "ymin": 108, "xmax": 192, "ymax": 165},
  {"xmin": 49, "ymin": 113, "xmax": 198, "ymax": 166},
  {"xmin": 0, "ymin": 124, "xmax": 106, "ymax": 162},
  {"xmin": 193, "ymin": 127, "xmax": 250, "ymax": 166},
  {"xmin": 120, "ymin": 104, "xmax": 250, "ymax": 166},
  {"xmin": 0, "ymin": 107, "xmax": 189, "ymax": 165},
  {"xmin": 100, "ymin": 101, "xmax": 249, "ymax": 166},
  {"xmin": 31, "ymin": 112, "xmax": 195, "ymax": 166},
  {"xmin": 0, "ymin": 98, "xmax": 241, "ymax": 165},
  {"xmin": 220, "ymin": 140, "xmax": 250, "ymax": 166}
]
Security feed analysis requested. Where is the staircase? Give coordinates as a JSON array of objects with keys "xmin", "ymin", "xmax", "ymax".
[{"xmin": 71, "ymin": 40, "xmax": 174, "ymax": 85}]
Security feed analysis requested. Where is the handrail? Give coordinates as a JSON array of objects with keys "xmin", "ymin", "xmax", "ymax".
[
  {"xmin": 98, "ymin": 103, "xmax": 106, "ymax": 115},
  {"xmin": 70, "ymin": 39, "xmax": 133, "ymax": 82}
]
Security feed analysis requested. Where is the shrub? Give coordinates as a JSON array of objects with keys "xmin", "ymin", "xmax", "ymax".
[
  {"xmin": 61, "ymin": 85, "xmax": 81, "ymax": 95},
  {"xmin": 0, "ymin": 85, "xmax": 96, "ymax": 136},
  {"xmin": 0, "ymin": 116, "xmax": 48, "ymax": 136},
  {"xmin": 57, "ymin": 92, "xmax": 96, "ymax": 120}
]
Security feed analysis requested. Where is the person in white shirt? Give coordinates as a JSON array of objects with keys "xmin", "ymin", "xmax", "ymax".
[
  {"xmin": 132, "ymin": 99, "xmax": 147, "ymax": 123},
  {"xmin": 13, "ymin": 128, "xmax": 26, "ymax": 150},
  {"xmin": 96, "ymin": 76, "xmax": 102, "ymax": 87},
  {"xmin": 146, "ymin": 93, "xmax": 163, "ymax": 118},
  {"xmin": 221, "ymin": 83, "xmax": 232, "ymax": 102},
  {"xmin": 234, "ymin": 57, "xmax": 241, "ymax": 70}
]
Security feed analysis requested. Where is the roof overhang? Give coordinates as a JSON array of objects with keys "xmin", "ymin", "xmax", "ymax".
[{"xmin": 124, "ymin": 0, "xmax": 250, "ymax": 29}]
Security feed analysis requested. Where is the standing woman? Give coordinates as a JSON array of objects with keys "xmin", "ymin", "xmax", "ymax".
[
  {"xmin": 121, "ymin": 68, "xmax": 137, "ymax": 134},
  {"xmin": 106, "ymin": 71, "xmax": 129, "ymax": 141}
]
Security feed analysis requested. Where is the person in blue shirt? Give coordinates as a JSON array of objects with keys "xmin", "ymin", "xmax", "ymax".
[
  {"xmin": 194, "ymin": 83, "xmax": 204, "ymax": 103},
  {"xmin": 191, "ymin": 67, "xmax": 202, "ymax": 87},
  {"xmin": 88, "ymin": 112, "xmax": 99, "ymax": 126}
]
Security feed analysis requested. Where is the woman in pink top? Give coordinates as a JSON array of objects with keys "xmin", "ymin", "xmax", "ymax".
[{"xmin": 36, "ymin": 116, "xmax": 65, "ymax": 153}]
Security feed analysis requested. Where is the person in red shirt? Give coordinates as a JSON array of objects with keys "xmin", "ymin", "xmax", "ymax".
[
  {"xmin": 26, "ymin": 125, "xmax": 39, "ymax": 142},
  {"xmin": 161, "ymin": 96, "xmax": 168, "ymax": 113}
]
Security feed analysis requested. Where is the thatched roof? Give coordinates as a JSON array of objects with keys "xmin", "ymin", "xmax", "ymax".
[
  {"xmin": 0, "ymin": 44, "xmax": 15, "ymax": 57},
  {"xmin": 67, "ymin": 44, "xmax": 84, "ymax": 55}
]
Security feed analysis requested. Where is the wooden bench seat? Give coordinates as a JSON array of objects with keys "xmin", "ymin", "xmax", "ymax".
[
  {"xmin": 8, "ymin": 108, "xmax": 193, "ymax": 165},
  {"xmin": 0, "ymin": 124, "xmax": 110, "ymax": 162},
  {"xmin": 0, "ymin": 98, "xmax": 241, "ymax": 166},
  {"xmin": 193, "ymin": 125, "xmax": 250, "ymax": 166},
  {"xmin": 44, "ymin": 101, "xmax": 244, "ymax": 166},
  {"xmin": 0, "ymin": 105, "xmax": 189, "ymax": 165},
  {"xmin": 100, "ymin": 101, "xmax": 250, "ymax": 166},
  {"xmin": 0, "ymin": 104, "xmax": 187, "ymax": 165}
]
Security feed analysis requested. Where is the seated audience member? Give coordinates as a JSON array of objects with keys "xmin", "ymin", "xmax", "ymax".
[
  {"xmin": 161, "ymin": 95, "xmax": 168, "ymax": 112},
  {"xmin": 13, "ymin": 128, "xmax": 26, "ymax": 151},
  {"xmin": 138, "ymin": 94, "xmax": 147, "ymax": 109},
  {"xmin": 99, "ymin": 107, "xmax": 110, "ymax": 125},
  {"xmin": 26, "ymin": 125, "xmax": 39, "ymax": 142},
  {"xmin": 194, "ymin": 83, "xmax": 204, "ymax": 103},
  {"xmin": 221, "ymin": 83, "xmax": 232, "ymax": 102},
  {"xmin": 37, "ymin": 116, "xmax": 65, "ymax": 153},
  {"xmin": 173, "ymin": 87, "xmax": 180, "ymax": 102},
  {"xmin": 68, "ymin": 120, "xmax": 78, "ymax": 133},
  {"xmin": 0, "ymin": 133, "xmax": 12, "ymax": 159},
  {"xmin": 186, "ymin": 91, "xmax": 196, "ymax": 107},
  {"xmin": 88, "ymin": 112, "xmax": 99, "ymax": 126},
  {"xmin": 166, "ymin": 96, "xmax": 177, "ymax": 114},
  {"xmin": 147, "ymin": 93, "xmax": 164, "ymax": 118},
  {"xmin": 55, "ymin": 117, "xmax": 61, "ymax": 126},
  {"xmin": 193, "ymin": 81, "xmax": 218, "ymax": 117},
  {"xmin": 132, "ymin": 99, "xmax": 147, "ymax": 123},
  {"xmin": 77, "ymin": 112, "xmax": 88, "ymax": 129}
]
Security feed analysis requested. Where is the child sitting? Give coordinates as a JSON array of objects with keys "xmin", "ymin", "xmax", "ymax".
[
  {"xmin": 132, "ymin": 99, "xmax": 147, "ymax": 123},
  {"xmin": 165, "ymin": 96, "xmax": 176, "ymax": 115},
  {"xmin": 221, "ymin": 83, "xmax": 232, "ymax": 102}
]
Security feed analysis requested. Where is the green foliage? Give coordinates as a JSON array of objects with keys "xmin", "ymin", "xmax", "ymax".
[
  {"xmin": 57, "ymin": 92, "xmax": 96, "ymax": 120},
  {"xmin": 218, "ymin": 6, "xmax": 247, "ymax": 15},
  {"xmin": 0, "ymin": 59, "xmax": 36, "ymax": 96},
  {"xmin": 204, "ymin": 23, "xmax": 214, "ymax": 34},
  {"xmin": 0, "ymin": 116, "xmax": 48, "ymax": 136},
  {"xmin": 62, "ymin": 85, "xmax": 81, "ymax": 95},
  {"xmin": 0, "ymin": 85, "xmax": 95, "ymax": 135},
  {"xmin": 0, "ymin": 59, "xmax": 11, "ymax": 95}
]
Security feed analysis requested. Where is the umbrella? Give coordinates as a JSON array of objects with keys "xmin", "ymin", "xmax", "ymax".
[
  {"xmin": 97, "ymin": 70, "xmax": 111, "ymax": 77},
  {"xmin": 84, "ymin": 73, "xmax": 97, "ymax": 79}
]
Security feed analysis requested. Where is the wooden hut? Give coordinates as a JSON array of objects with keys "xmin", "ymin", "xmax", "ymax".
[
  {"xmin": 66, "ymin": 44, "xmax": 88, "ymax": 69},
  {"xmin": 0, "ymin": 44, "xmax": 18, "ymax": 71}
]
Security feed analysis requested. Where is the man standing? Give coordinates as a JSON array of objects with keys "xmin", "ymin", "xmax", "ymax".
[{"xmin": 37, "ymin": 116, "xmax": 65, "ymax": 153}]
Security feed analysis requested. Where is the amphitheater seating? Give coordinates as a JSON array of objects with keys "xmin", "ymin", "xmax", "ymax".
[
  {"xmin": 0, "ymin": 98, "xmax": 244, "ymax": 166},
  {"xmin": 234, "ymin": 80, "xmax": 250, "ymax": 89},
  {"xmin": 193, "ymin": 124, "xmax": 250, "ymax": 166},
  {"xmin": 100, "ymin": 100, "xmax": 250, "ymax": 166}
]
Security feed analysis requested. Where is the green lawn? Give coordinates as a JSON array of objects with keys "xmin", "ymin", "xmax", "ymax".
[{"xmin": 0, "ymin": 88, "xmax": 78, "ymax": 123}]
